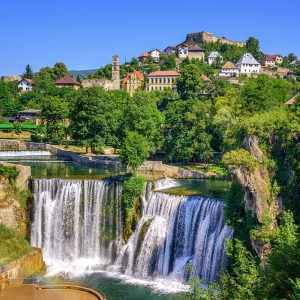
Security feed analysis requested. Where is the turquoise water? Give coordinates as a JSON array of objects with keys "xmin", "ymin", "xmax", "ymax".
[
  {"xmin": 27, "ymin": 273, "xmax": 185, "ymax": 300},
  {"xmin": 0, "ymin": 155, "xmax": 123, "ymax": 179},
  {"xmin": 3, "ymin": 155, "xmax": 230, "ymax": 299}
]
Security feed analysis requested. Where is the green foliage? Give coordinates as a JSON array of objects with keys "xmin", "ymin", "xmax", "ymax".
[
  {"xmin": 220, "ymin": 239, "xmax": 258, "ymax": 300},
  {"xmin": 164, "ymin": 99, "xmax": 213, "ymax": 163},
  {"xmin": 0, "ymin": 223, "xmax": 31, "ymax": 265},
  {"xmin": 238, "ymin": 75, "xmax": 291, "ymax": 114},
  {"xmin": 245, "ymin": 37, "xmax": 262, "ymax": 60},
  {"xmin": 185, "ymin": 264, "xmax": 219, "ymax": 300},
  {"xmin": 22, "ymin": 64, "xmax": 33, "ymax": 79},
  {"xmin": 222, "ymin": 149, "xmax": 259, "ymax": 172},
  {"xmin": 258, "ymin": 212, "xmax": 300, "ymax": 299},
  {"xmin": 177, "ymin": 63, "xmax": 205, "ymax": 99},
  {"xmin": 0, "ymin": 163, "xmax": 19, "ymax": 182},
  {"xmin": 122, "ymin": 176, "xmax": 145, "ymax": 240},
  {"xmin": 119, "ymin": 131, "xmax": 150, "ymax": 169},
  {"xmin": 42, "ymin": 96, "xmax": 69, "ymax": 142},
  {"xmin": 160, "ymin": 53, "xmax": 176, "ymax": 71},
  {"xmin": 224, "ymin": 182, "xmax": 256, "ymax": 247},
  {"xmin": 0, "ymin": 81, "xmax": 19, "ymax": 116}
]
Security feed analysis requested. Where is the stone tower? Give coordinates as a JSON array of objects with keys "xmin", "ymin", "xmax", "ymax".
[{"xmin": 112, "ymin": 55, "xmax": 120, "ymax": 90}]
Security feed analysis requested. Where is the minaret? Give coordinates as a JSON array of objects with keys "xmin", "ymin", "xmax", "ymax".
[{"xmin": 112, "ymin": 55, "xmax": 120, "ymax": 90}]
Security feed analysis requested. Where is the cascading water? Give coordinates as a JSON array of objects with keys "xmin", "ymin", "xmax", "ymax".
[
  {"xmin": 31, "ymin": 177, "xmax": 233, "ymax": 285},
  {"xmin": 31, "ymin": 178, "xmax": 123, "ymax": 272},
  {"xmin": 0, "ymin": 150, "xmax": 52, "ymax": 157}
]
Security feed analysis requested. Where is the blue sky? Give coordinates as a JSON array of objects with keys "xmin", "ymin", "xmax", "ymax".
[{"xmin": 1, "ymin": 0, "xmax": 299, "ymax": 75}]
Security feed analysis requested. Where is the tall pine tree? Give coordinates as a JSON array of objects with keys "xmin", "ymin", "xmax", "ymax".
[{"xmin": 23, "ymin": 64, "xmax": 33, "ymax": 79}]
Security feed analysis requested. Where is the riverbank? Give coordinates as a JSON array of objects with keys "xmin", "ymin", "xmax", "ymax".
[{"xmin": 0, "ymin": 140, "xmax": 228, "ymax": 179}]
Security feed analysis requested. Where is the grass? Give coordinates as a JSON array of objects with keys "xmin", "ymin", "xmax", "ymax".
[
  {"xmin": 0, "ymin": 223, "xmax": 32, "ymax": 266},
  {"xmin": 0, "ymin": 131, "xmax": 31, "ymax": 140},
  {"xmin": 183, "ymin": 164, "xmax": 230, "ymax": 177}
]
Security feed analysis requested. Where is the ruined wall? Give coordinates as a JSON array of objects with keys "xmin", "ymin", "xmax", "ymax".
[{"xmin": 186, "ymin": 31, "xmax": 246, "ymax": 47}]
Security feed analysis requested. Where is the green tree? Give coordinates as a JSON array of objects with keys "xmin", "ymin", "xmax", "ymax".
[
  {"xmin": 76, "ymin": 74, "xmax": 82, "ymax": 84},
  {"xmin": 288, "ymin": 53, "xmax": 297, "ymax": 63},
  {"xmin": 0, "ymin": 81, "xmax": 18, "ymax": 116},
  {"xmin": 246, "ymin": 37, "xmax": 261, "ymax": 59},
  {"xmin": 42, "ymin": 96, "xmax": 69, "ymax": 142},
  {"xmin": 219, "ymin": 239, "xmax": 258, "ymax": 300},
  {"xmin": 160, "ymin": 53, "xmax": 176, "ymax": 71},
  {"xmin": 258, "ymin": 212, "xmax": 300, "ymax": 299},
  {"xmin": 33, "ymin": 67, "xmax": 54, "ymax": 90},
  {"xmin": 177, "ymin": 64, "xmax": 205, "ymax": 99},
  {"xmin": 119, "ymin": 131, "xmax": 150, "ymax": 169},
  {"xmin": 22, "ymin": 64, "xmax": 33, "ymax": 79},
  {"xmin": 13, "ymin": 122, "xmax": 22, "ymax": 139},
  {"xmin": 52, "ymin": 62, "xmax": 68, "ymax": 80}
]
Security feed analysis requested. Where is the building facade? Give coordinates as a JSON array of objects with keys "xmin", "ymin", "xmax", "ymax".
[
  {"xmin": 148, "ymin": 49, "xmax": 161, "ymax": 62},
  {"xmin": 219, "ymin": 61, "xmax": 239, "ymax": 77},
  {"xmin": 237, "ymin": 53, "xmax": 261, "ymax": 75},
  {"xmin": 164, "ymin": 46, "xmax": 176, "ymax": 56},
  {"xmin": 262, "ymin": 55, "xmax": 276, "ymax": 67},
  {"xmin": 207, "ymin": 51, "xmax": 223, "ymax": 65},
  {"xmin": 55, "ymin": 76, "xmax": 81, "ymax": 90},
  {"xmin": 123, "ymin": 70, "xmax": 144, "ymax": 95},
  {"xmin": 146, "ymin": 70, "xmax": 180, "ymax": 91},
  {"xmin": 187, "ymin": 45, "xmax": 205, "ymax": 61},
  {"xmin": 18, "ymin": 78, "xmax": 34, "ymax": 92}
]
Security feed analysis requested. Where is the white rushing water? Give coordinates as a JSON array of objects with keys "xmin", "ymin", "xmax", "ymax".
[
  {"xmin": 0, "ymin": 150, "xmax": 52, "ymax": 157},
  {"xmin": 31, "ymin": 178, "xmax": 233, "ymax": 290}
]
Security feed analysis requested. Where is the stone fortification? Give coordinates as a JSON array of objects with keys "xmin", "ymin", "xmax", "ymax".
[{"xmin": 186, "ymin": 31, "xmax": 246, "ymax": 47}]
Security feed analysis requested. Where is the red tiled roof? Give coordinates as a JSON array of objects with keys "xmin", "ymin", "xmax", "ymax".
[
  {"xmin": 123, "ymin": 70, "xmax": 144, "ymax": 84},
  {"xmin": 19, "ymin": 78, "xmax": 35, "ymax": 85},
  {"xmin": 263, "ymin": 55, "xmax": 276, "ymax": 61},
  {"xmin": 138, "ymin": 52, "xmax": 150, "ymax": 58},
  {"xmin": 147, "ymin": 70, "xmax": 180, "ymax": 77},
  {"xmin": 55, "ymin": 76, "xmax": 80, "ymax": 86}
]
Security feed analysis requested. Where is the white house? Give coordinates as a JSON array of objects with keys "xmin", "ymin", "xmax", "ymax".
[
  {"xmin": 177, "ymin": 45, "xmax": 189, "ymax": 58},
  {"xmin": 219, "ymin": 61, "xmax": 239, "ymax": 77},
  {"xmin": 148, "ymin": 49, "xmax": 161, "ymax": 62},
  {"xmin": 18, "ymin": 78, "xmax": 34, "ymax": 92},
  {"xmin": 237, "ymin": 53, "xmax": 261, "ymax": 75},
  {"xmin": 208, "ymin": 51, "xmax": 223, "ymax": 65},
  {"xmin": 164, "ymin": 46, "xmax": 176, "ymax": 56}
]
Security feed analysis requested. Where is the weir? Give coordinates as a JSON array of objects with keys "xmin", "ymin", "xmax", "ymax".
[
  {"xmin": 31, "ymin": 178, "xmax": 233, "ymax": 283},
  {"xmin": 0, "ymin": 151, "xmax": 52, "ymax": 157}
]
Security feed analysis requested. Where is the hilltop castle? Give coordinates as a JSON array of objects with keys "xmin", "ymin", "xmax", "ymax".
[{"xmin": 185, "ymin": 31, "xmax": 246, "ymax": 47}]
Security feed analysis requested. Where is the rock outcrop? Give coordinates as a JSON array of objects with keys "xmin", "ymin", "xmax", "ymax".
[{"xmin": 229, "ymin": 135, "xmax": 282, "ymax": 259}]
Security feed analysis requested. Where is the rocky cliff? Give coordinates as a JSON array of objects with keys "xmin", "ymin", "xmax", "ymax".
[
  {"xmin": 228, "ymin": 135, "xmax": 282, "ymax": 259},
  {"xmin": 0, "ymin": 164, "xmax": 31, "ymax": 235}
]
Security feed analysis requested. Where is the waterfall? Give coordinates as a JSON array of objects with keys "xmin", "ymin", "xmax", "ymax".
[
  {"xmin": 114, "ymin": 190, "xmax": 233, "ymax": 282},
  {"xmin": 0, "ymin": 150, "xmax": 52, "ymax": 157},
  {"xmin": 31, "ymin": 178, "xmax": 123, "ymax": 269},
  {"xmin": 31, "ymin": 178, "xmax": 233, "ymax": 283}
]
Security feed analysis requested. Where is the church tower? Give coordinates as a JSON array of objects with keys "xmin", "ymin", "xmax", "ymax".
[{"xmin": 112, "ymin": 55, "xmax": 120, "ymax": 90}]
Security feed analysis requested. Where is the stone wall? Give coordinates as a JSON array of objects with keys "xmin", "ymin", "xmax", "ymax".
[
  {"xmin": 0, "ymin": 141, "xmax": 47, "ymax": 151},
  {"xmin": 0, "ymin": 249, "xmax": 44, "ymax": 290},
  {"xmin": 186, "ymin": 31, "xmax": 246, "ymax": 47}
]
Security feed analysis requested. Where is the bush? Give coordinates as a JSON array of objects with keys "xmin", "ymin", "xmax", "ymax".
[
  {"xmin": 0, "ymin": 223, "xmax": 32, "ymax": 265},
  {"xmin": 0, "ymin": 163, "xmax": 19, "ymax": 182},
  {"xmin": 122, "ymin": 175, "xmax": 145, "ymax": 240},
  {"xmin": 222, "ymin": 149, "xmax": 259, "ymax": 172}
]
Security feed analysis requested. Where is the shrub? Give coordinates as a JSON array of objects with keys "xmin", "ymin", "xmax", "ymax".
[
  {"xmin": 0, "ymin": 223, "xmax": 31, "ymax": 265},
  {"xmin": 222, "ymin": 149, "xmax": 259, "ymax": 172}
]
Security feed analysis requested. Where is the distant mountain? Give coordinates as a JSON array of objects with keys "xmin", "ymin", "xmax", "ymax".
[{"xmin": 69, "ymin": 69, "xmax": 98, "ymax": 79}]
